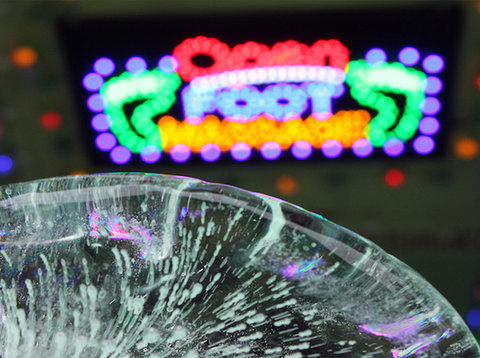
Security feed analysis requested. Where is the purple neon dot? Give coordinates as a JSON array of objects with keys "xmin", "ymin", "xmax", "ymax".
[
  {"xmin": 230, "ymin": 142, "xmax": 251, "ymax": 161},
  {"xmin": 95, "ymin": 133, "xmax": 116, "ymax": 151},
  {"xmin": 291, "ymin": 141, "xmax": 313, "ymax": 159},
  {"xmin": 158, "ymin": 55, "xmax": 179, "ymax": 73},
  {"xmin": 82, "ymin": 73, "xmax": 104, "ymax": 91},
  {"xmin": 140, "ymin": 145, "xmax": 161, "ymax": 163},
  {"xmin": 466, "ymin": 309, "xmax": 480, "ymax": 329},
  {"xmin": 321, "ymin": 140, "xmax": 343, "ymax": 158},
  {"xmin": 332, "ymin": 84, "xmax": 345, "ymax": 98},
  {"xmin": 352, "ymin": 138, "xmax": 374, "ymax": 157},
  {"xmin": 422, "ymin": 55, "xmax": 444, "ymax": 74},
  {"xmin": 365, "ymin": 48, "xmax": 387, "ymax": 66},
  {"xmin": 110, "ymin": 146, "xmax": 132, "ymax": 164},
  {"xmin": 419, "ymin": 117, "xmax": 440, "ymax": 135},
  {"xmin": 200, "ymin": 143, "xmax": 221, "ymax": 162},
  {"xmin": 398, "ymin": 47, "xmax": 420, "ymax": 66},
  {"xmin": 91, "ymin": 114, "xmax": 112, "ymax": 132},
  {"xmin": 422, "ymin": 77, "xmax": 442, "ymax": 95},
  {"xmin": 0, "ymin": 155, "xmax": 13, "ymax": 174},
  {"xmin": 260, "ymin": 141, "xmax": 282, "ymax": 160},
  {"xmin": 87, "ymin": 94, "xmax": 107, "ymax": 112},
  {"xmin": 126, "ymin": 57, "xmax": 147, "ymax": 75},
  {"xmin": 170, "ymin": 144, "xmax": 191, "ymax": 163},
  {"xmin": 383, "ymin": 138, "xmax": 405, "ymax": 157},
  {"xmin": 413, "ymin": 136, "xmax": 435, "ymax": 155},
  {"xmin": 420, "ymin": 97, "xmax": 441, "ymax": 115},
  {"xmin": 93, "ymin": 58, "xmax": 115, "ymax": 76}
]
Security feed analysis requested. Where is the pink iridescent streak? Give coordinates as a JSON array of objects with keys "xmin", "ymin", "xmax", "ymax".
[{"xmin": 88, "ymin": 210, "xmax": 152, "ymax": 258}]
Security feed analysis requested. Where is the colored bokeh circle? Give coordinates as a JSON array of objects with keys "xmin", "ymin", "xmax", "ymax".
[
  {"xmin": 398, "ymin": 47, "xmax": 420, "ymax": 66},
  {"xmin": 413, "ymin": 136, "xmax": 435, "ymax": 155},
  {"xmin": 260, "ymin": 141, "xmax": 282, "ymax": 160},
  {"xmin": 383, "ymin": 138, "xmax": 405, "ymax": 157},
  {"xmin": 170, "ymin": 144, "xmax": 191, "ymax": 163},
  {"xmin": 422, "ymin": 55, "xmax": 444, "ymax": 74},
  {"xmin": 10, "ymin": 46, "xmax": 37, "ymax": 68},
  {"xmin": 39, "ymin": 111, "xmax": 62, "ymax": 131},
  {"xmin": 352, "ymin": 138, "xmax": 374, "ymax": 157},
  {"xmin": 291, "ymin": 141, "xmax": 313, "ymax": 160},
  {"xmin": 0, "ymin": 155, "xmax": 13, "ymax": 174},
  {"xmin": 419, "ymin": 117, "xmax": 440, "ymax": 135},
  {"xmin": 110, "ymin": 146, "xmax": 132, "ymax": 164},
  {"xmin": 321, "ymin": 140, "xmax": 343, "ymax": 158},
  {"xmin": 365, "ymin": 48, "xmax": 387, "ymax": 66},
  {"xmin": 423, "ymin": 77, "xmax": 443, "ymax": 95},
  {"xmin": 384, "ymin": 169, "xmax": 405, "ymax": 188},
  {"xmin": 200, "ymin": 143, "xmax": 222, "ymax": 162},
  {"xmin": 420, "ymin": 97, "xmax": 441, "ymax": 115},
  {"xmin": 83, "ymin": 73, "xmax": 104, "ymax": 91},
  {"xmin": 94, "ymin": 58, "xmax": 115, "ymax": 76},
  {"xmin": 91, "ymin": 114, "xmax": 112, "ymax": 132},
  {"xmin": 87, "ymin": 94, "xmax": 108, "ymax": 112},
  {"xmin": 276, "ymin": 175, "xmax": 299, "ymax": 196},
  {"xmin": 158, "ymin": 56, "xmax": 180, "ymax": 73},
  {"xmin": 140, "ymin": 145, "xmax": 162, "ymax": 163},
  {"xmin": 96, "ymin": 133, "xmax": 116, "ymax": 151},
  {"xmin": 230, "ymin": 142, "xmax": 251, "ymax": 161},
  {"xmin": 126, "ymin": 57, "xmax": 147, "ymax": 75},
  {"xmin": 454, "ymin": 137, "xmax": 479, "ymax": 160}
]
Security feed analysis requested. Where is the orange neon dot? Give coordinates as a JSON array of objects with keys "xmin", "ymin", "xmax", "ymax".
[
  {"xmin": 384, "ymin": 169, "xmax": 405, "ymax": 188},
  {"xmin": 10, "ymin": 47, "xmax": 38, "ymax": 68},
  {"xmin": 455, "ymin": 137, "xmax": 479, "ymax": 160},
  {"xmin": 476, "ymin": 75, "xmax": 480, "ymax": 90},
  {"xmin": 276, "ymin": 175, "xmax": 299, "ymax": 196}
]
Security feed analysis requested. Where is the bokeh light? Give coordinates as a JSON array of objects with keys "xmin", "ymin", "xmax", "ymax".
[
  {"xmin": 383, "ymin": 138, "xmax": 405, "ymax": 157},
  {"xmin": 39, "ymin": 111, "xmax": 62, "ymax": 131},
  {"xmin": 384, "ymin": 169, "xmax": 405, "ymax": 188},
  {"xmin": 466, "ymin": 309, "xmax": 480, "ymax": 329},
  {"xmin": 170, "ymin": 144, "xmax": 191, "ymax": 163},
  {"xmin": 365, "ymin": 48, "xmax": 387, "ymax": 66},
  {"xmin": 413, "ymin": 136, "xmax": 435, "ymax": 155},
  {"xmin": 200, "ymin": 143, "xmax": 221, "ymax": 162},
  {"xmin": 422, "ymin": 55, "xmax": 444, "ymax": 74},
  {"xmin": 83, "ymin": 73, "xmax": 104, "ymax": 91},
  {"xmin": 398, "ymin": 47, "xmax": 420, "ymax": 66},
  {"xmin": 95, "ymin": 133, "xmax": 116, "ymax": 151},
  {"xmin": 10, "ymin": 46, "xmax": 37, "ymax": 68},
  {"xmin": 110, "ymin": 146, "xmax": 132, "ymax": 164},
  {"xmin": 158, "ymin": 56, "xmax": 179, "ymax": 73},
  {"xmin": 291, "ymin": 141, "xmax": 313, "ymax": 159},
  {"xmin": 454, "ymin": 137, "xmax": 479, "ymax": 160},
  {"xmin": 94, "ymin": 57, "xmax": 115, "ymax": 76},
  {"xmin": 260, "ymin": 141, "xmax": 282, "ymax": 160},
  {"xmin": 87, "ymin": 94, "xmax": 107, "ymax": 112},
  {"xmin": 418, "ymin": 117, "xmax": 440, "ymax": 135},
  {"xmin": 420, "ymin": 97, "xmax": 441, "ymax": 115},
  {"xmin": 423, "ymin": 77, "xmax": 443, "ymax": 95},
  {"xmin": 91, "ymin": 114, "xmax": 112, "ymax": 132},
  {"xmin": 140, "ymin": 145, "xmax": 161, "ymax": 163},
  {"xmin": 352, "ymin": 138, "xmax": 374, "ymax": 157},
  {"xmin": 276, "ymin": 175, "xmax": 299, "ymax": 196},
  {"xmin": 126, "ymin": 56, "xmax": 147, "ymax": 74},
  {"xmin": 321, "ymin": 139, "xmax": 343, "ymax": 158},
  {"xmin": 0, "ymin": 155, "xmax": 13, "ymax": 174},
  {"xmin": 230, "ymin": 142, "xmax": 252, "ymax": 161}
]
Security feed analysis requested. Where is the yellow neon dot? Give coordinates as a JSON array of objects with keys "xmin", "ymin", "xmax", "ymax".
[
  {"xmin": 455, "ymin": 137, "xmax": 479, "ymax": 160},
  {"xmin": 276, "ymin": 175, "xmax": 298, "ymax": 196},
  {"xmin": 10, "ymin": 46, "xmax": 38, "ymax": 68}
]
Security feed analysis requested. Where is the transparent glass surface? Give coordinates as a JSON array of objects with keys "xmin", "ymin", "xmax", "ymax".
[{"xmin": 0, "ymin": 173, "xmax": 478, "ymax": 358}]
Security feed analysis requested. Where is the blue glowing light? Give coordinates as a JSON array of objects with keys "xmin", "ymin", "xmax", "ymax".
[
  {"xmin": 263, "ymin": 84, "xmax": 308, "ymax": 121},
  {"xmin": 217, "ymin": 86, "xmax": 262, "ymax": 121},
  {"xmin": 365, "ymin": 48, "xmax": 387, "ymax": 66},
  {"xmin": 423, "ymin": 77, "xmax": 443, "ymax": 95},
  {"xmin": 200, "ymin": 143, "xmax": 221, "ymax": 162},
  {"xmin": 398, "ymin": 47, "xmax": 420, "ymax": 66},
  {"xmin": 420, "ymin": 97, "xmax": 441, "ymax": 115},
  {"xmin": 230, "ymin": 142, "xmax": 251, "ymax": 161},
  {"xmin": 94, "ymin": 57, "xmax": 115, "ymax": 76},
  {"xmin": 140, "ymin": 145, "xmax": 161, "ymax": 163},
  {"xmin": 83, "ymin": 73, "xmax": 104, "ymax": 91},
  {"xmin": 87, "ymin": 94, "xmax": 107, "ymax": 112},
  {"xmin": 126, "ymin": 56, "xmax": 147, "ymax": 75},
  {"xmin": 260, "ymin": 141, "xmax": 282, "ymax": 160},
  {"xmin": 321, "ymin": 140, "xmax": 343, "ymax": 158},
  {"xmin": 91, "ymin": 114, "xmax": 112, "ymax": 132},
  {"xmin": 0, "ymin": 155, "xmax": 13, "ymax": 174},
  {"xmin": 170, "ymin": 144, "xmax": 191, "ymax": 163},
  {"xmin": 302, "ymin": 82, "xmax": 334, "ymax": 120},
  {"xmin": 466, "ymin": 309, "xmax": 480, "ymax": 329},
  {"xmin": 422, "ymin": 55, "xmax": 444, "ymax": 74},
  {"xmin": 95, "ymin": 133, "xmax": 116, "ymax": 151},
  {"xmin": 419, "ymin": 117, "xmax": 440, "ymax": 135},
  {"xmin": 158, "ymin": 55, "xmax": 179, "ymax": 74},
  {"xmin": 110, "ymin": 146, "xmax": 132, "ymax": 164},
  {"xmin": 352, "ymin": 138, "xmax": 374, "ymax": 157},
  {"xmin": 383, "ymin": 138, "xmax": 405, "ymax": 157},
  {"xmin": 413, "ymin": 136, "xmax": 435, "ymax": 155},
  {"xmin": 291, "ymin": 141, "xmax": 313, "ymax": 159}
]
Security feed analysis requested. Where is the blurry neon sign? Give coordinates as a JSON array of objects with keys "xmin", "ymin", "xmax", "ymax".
[{"xmin": 84, "ymin": 37, "xmax": 444, "ymax": 164}]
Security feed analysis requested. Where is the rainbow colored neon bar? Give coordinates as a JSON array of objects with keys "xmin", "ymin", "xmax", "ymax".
[{"xmin": 83, "ymin": 37, "xmax": 444, "ymax": 164}]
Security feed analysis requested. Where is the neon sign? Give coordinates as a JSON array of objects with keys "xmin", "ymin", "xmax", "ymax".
[{"xmin": 83, "ymin": 37, "xmax": 444, "ymax": 164}]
